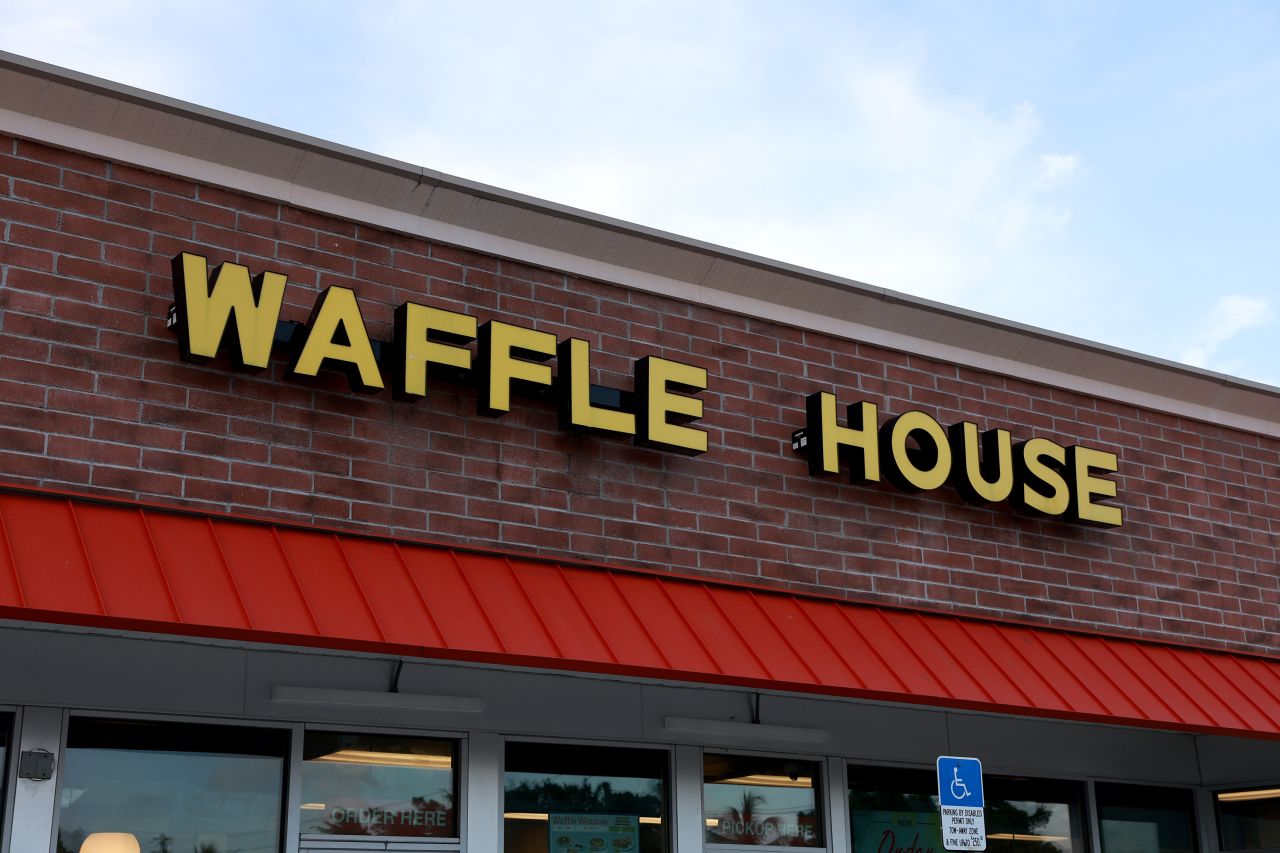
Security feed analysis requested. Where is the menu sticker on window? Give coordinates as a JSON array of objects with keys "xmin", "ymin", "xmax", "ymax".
[{"xmin": 549, "ymin": 813, "xmax": 639, "ymax": 852}]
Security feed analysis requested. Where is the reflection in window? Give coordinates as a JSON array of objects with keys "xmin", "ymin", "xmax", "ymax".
[
  {"xmin": 504, "ymin": 741, "xmax": 667, "ymax": 853},
  {"xmin": 985, "ymin": 777, "xmax": 1088, "ymax": 853},
  {"xmin": 1096, "ymin": 783, "xmax": 1197, "ymax": 853},
  {"xmin": 705, "ymin": 753, "xmax": 822, "ymax": 847},
  {"xmin": 1216, "ymin": 787, "xmax": 1280, "ymax": 851},
  {"xmin": 56, "ymin": 717, "xmax": 287, "ymax": 853},
  {"xmin": 300, "ymin": 731, "xmax": 458, "ymax": 838},
  {"xmin": 848, "ymin": 767, "xmax": 1087, "ymax": 853}
]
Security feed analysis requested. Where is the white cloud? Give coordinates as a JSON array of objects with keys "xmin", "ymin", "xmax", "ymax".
[
  {"xmin": 1034, "ymin": 153, "xmax": 1079, "ymax": 189},
  {"xmin": 349, "ymin": 6, "xmax": 1083, "ymax": 312},
  {"xmin": 0, "ymin": 3, "xmax": 1110, "ymax": 359},
  {"xmin": 1179, "ymin": 294, "xmax": 1275, "ymax": 370},
  {"xmin": 0, "ymin": 3, "xmax": 1086, "ymax": 306}
]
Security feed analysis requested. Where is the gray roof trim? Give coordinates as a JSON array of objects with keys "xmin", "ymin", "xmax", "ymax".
[{"xmin": 2, "ymin": 50, "xmax": 1278, "ymax": 437}]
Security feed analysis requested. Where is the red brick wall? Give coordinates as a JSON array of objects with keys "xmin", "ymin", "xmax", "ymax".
[{"xmin": 1, "ymin": 134, "xmax": 1276, "ymax": 653}]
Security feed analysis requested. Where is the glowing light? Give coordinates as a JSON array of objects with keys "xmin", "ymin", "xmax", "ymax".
[
  {"xmin": 714, "ymin": 774, "xmax": 813, "ymax": 788},
  {"xmin": 505, "ymin": 812, "xmax": 660, "ymax": 824},
  {"xmin": 311, "ymin": 749, "xmax": 452, "ymax": 769},
  {"xmin": 80, "ymin": 834, "xmax": 141, "ymax": 853},
  {"xmin": 1217, "ymin": 788, "xmax": 1280, "ymax": 802}
]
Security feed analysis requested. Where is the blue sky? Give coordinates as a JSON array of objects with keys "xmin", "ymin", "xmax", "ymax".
[{"xmin": 4, "ymin": 1, "xmax": 1277, "ymax": 387}]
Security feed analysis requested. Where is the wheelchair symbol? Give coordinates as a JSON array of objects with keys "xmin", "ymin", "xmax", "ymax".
[{"xmin": 950, "ymin": 765, "xmax": 971, "ymax": 800}]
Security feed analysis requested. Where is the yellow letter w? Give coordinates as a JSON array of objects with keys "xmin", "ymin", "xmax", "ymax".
[{"xmin": 172, "ymin": 252, "xmax": 286, "ymax": 369}]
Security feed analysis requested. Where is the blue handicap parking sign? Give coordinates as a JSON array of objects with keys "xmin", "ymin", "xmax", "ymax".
[{"xmin": 937, "ymin": 756, "xmax": 985, "ymax": 808}]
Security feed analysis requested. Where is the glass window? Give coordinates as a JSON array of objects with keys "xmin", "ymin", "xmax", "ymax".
[
  {"xmin": 56, "ymin": 717, "xmax": 287, "ymax": 853},
  {"xmin": 299, "ymin": 731, "xmax": 459, "ymax": 838},
  {"xmin": 1216, "ymin": 787, "xmax": 1280, "ymax": 851},
  {"xmin": 504, "ymin": 741, "xmax": 668, "ymax": 853},
  {"xmin": 1096, "ymin": 783, "xmax": 1197, "ymax": 853},
  {"xmin": 848, "ymin": 767, "xmax": 1088, "ymax": 853},
  {"xmin": 849, "ymin": 766, "xmax": 940, "ymax": 853},
  {"xmin": 705, "ymin": 753, "xmax": 823, "ymax": 847},
  {"xmin": 985, "ymin": 776, "xmax": 1088, "ymax": 853}
]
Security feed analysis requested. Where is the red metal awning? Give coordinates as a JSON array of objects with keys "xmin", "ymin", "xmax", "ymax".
[{"xmin": 0, "ymin": 486, "xmax": 1277, "ymax": 738}]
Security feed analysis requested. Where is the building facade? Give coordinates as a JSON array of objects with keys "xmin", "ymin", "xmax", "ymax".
[{"xmin": 0, "ymin": 52, "xmax": 1276, "ymax": 853}]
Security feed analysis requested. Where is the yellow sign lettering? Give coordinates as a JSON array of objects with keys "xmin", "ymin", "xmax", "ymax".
[
  {"xmin": 1014, "ymin": 437, "xmax": 1070, "ymax": 517},
  {"xmin": 477, "ymin": 320, "xmax": 556, "ymax": 416},
  {"xmin": 636, "ymin": 356, "xmax": 707, "ymax": 454},
  {"xmin": 883, "ymin": 410, "xmax": 951, "ymax": 492},
  {"xmin": 289, "ymin": 286, "xmax": 384, "ymax": 393},
  {"xmin": 171, "ymin": 252, "xmax": 285, "ymax": 369},
  {"xmin": 1068, "ymin": 446, "xmax": 1123, "ymax": 527},
  {"xmin": 949, "ymin": 422, "xmax": 1014, "ymax": 504},
  {"xmin": 558, "ymin": 338, "xmax": 636, "ymax": 436},
  {"xmin": 392, "ymin": 302, "xmax": 476, "ymax": 400},
  {"xmin": 805, "ymin": 393, "xmax": 880, "ymax": 481}
]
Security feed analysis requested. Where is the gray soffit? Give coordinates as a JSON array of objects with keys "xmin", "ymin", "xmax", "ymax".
[{"xmin": 2, "ymin": 50, "xmax": 1279, "ymax": 437}]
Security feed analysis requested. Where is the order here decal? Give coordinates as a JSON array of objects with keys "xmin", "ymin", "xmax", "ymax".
[{"xmin": 167, "ymin": 252, "xmax": 708, "ymax": 454}]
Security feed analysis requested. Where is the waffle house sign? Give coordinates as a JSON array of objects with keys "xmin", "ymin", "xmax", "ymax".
[
  {"xmin": 168, "ymin": 252, "xmax": 707, "ymax": 454},
  {"xmin": 168, "ymin": 252, "xmax": 1122, "ymax": 527}
]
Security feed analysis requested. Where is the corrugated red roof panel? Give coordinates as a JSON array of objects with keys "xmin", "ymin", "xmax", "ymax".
[{"xmin": 0, "ymin": 487, "xmax": 1277, "ymax": 739}]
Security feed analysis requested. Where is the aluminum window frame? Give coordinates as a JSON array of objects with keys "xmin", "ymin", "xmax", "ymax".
[
  {"xmin": 296, "ymin": 722, "xmax": 469, "ymax": 850},
  {"xmin": 701, "ymin": 746, "xmax": 833, "ymax": 853},
  {"xmin": 51, "ymin": 708, "xmax": 296, "ymax": 853},
  {"xmin": 499, "ymin": 733, "xmax": 678, "ymax": 853},
  {"xmin": 842, "ymin": 756, "xmax": 1098, "ymax": 853},
  {"xmin": 1208, "ymin": 782, "xmax": 1280, "ymax": 853}
]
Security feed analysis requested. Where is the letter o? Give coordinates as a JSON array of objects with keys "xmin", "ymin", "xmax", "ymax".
[{"xmin": 884, "ymin": 411, "xmax": 952, "ymax": 492}]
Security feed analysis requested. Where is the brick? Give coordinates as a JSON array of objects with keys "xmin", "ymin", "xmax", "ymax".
[
  {"xmin": 11, "ymin": 180, "xmax": 105, "ymax": 217},
  {"xmin": 1, "ymin": 356, "xmax": 94, "ymax": 392},
  {"xmin": 8, "ymin": 223, "xmax": 102, "ymax": 260},
  {"xmin": 62, "ymin": 171, "xmax": 150, "ymax": 207},
  {"xmin": 0, "ymin": 196, "xmax": 61, "ymax": 229},
  {"xmin": 0, "ymin": 152, "xmax": 63, "ymax": 187},
  {"xmin": 0, "ymin": 449, "xmax": 90, "ymax": 483},
  {"xmin": 153, "ymin": 192, "xmax": 238, "ymax": 228},
  {"xmin": 185, "ymin": 477, "xmax": 269, "ymax": 509},
  {"xmin": 269, "ymin": 488, "xmax": 350, "ymax": 519},
  {"xmin": 2, "ymin": 311, "xmax": 99, "ymax": 347},
  {"xmin": 49, "ymin": 435, "xmax": 141, "ymax": 467},
  {"xmin": 17, "ymin": 140, "xmax": 109, "ymax": 176},
  {"xmin": 106, "ymin": 202, "xmax": 193, "ymax": 238},
  {"xmin": 193, "ymin": 222, "xmax": 277, "ymax": 258}
]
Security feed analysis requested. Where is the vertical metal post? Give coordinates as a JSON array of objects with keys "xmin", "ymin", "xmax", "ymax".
[
  {"xmin": 0, "ymin": 707, "xmax": 23, "ymax": 853},
  {"xmin": 9, "ymin": 706, "xmax": 65, "ymax": 853},
  {"xmin": 283, "ymin": 724, "xmax": 304, "ymax": 853},
  {"xmin": 1194, "ymin": 787, "xmax": 1219, "ymax": 853},
  {"xmin": 465, "ymin": 732, "xmax": 503, "ymax": 853},
  {"xmin": 1086, "ymin": 780, "xmax": 1105, "ymax": 853},
  {"xmin": 826, "ymin": 757, "xmax": 849, "ymax": 853},
  {"xmin": 674, "ymin": 745, "xmax": 704, "ymax": 853}
]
